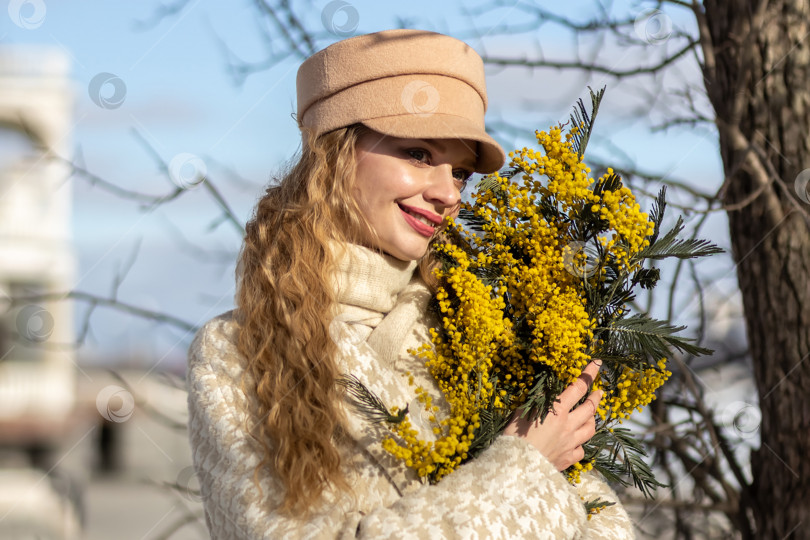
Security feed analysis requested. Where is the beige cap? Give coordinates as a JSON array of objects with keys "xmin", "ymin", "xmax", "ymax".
[{"xmin": 296, "ymin": 29, "xmax": 505, "ymax": 173}]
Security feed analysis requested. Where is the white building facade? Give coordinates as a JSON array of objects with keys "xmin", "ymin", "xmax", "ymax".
[{"xmin": 0, "ymin": 45, "xmax": 76, "ymax": 451}]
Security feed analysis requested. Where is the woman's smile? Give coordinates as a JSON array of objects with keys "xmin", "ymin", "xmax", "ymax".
[{"xmin": 398, "ymin": 203, "xmax": 443, "ymax": 236}]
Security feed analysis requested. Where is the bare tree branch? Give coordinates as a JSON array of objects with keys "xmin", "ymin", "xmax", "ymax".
[
  {"xmin": 482, "ymin": 38, "xmax": 700, "ymax": 78},
  {"xmin": 12, "ymin": 291, "xmax": 197, "ymax": 333}
]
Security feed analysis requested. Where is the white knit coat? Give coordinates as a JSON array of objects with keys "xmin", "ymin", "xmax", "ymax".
[{"xmin": 187, "ymin": 245, "xmax": 636, "ymax": 539}]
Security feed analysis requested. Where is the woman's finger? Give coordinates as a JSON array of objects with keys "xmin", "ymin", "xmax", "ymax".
[
  {"xmin": 558, "ymin": 360, "xmax": 602, "ymax": 411},
  {"xmin": 569, "ymin": 389, "xmax": 603, "ymax": 425},
  {"xmin": 573, "ymin": 410, "xmax": 598, "ymax": 441}
]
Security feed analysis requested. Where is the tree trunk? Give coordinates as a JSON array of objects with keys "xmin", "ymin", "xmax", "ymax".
[{"xmin": 701, "ymin": 1, "xmax": 810, "ymax": 537}]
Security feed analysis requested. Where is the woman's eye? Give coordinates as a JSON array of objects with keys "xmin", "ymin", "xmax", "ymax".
[
  {"xmin": 407, "ymin": 149, "xmax": 430, "ymax": 163},
  {"xmin": 453, "ymin": 170, "xmax": 473, "ymax": 191}
]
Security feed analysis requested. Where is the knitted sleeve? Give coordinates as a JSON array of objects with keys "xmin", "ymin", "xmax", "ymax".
[
  {"xmin": 187, "ymin": 315, "xmax": 635, "ymax": 539},
  {"xmin": 573, "ymin": 472, "xmax": 637, "ymax": 539}
]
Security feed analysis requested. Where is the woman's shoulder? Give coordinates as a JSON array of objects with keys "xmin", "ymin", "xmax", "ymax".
[
  {"xmin": 194, "ymin": 310, "xmax": 238, "ymax": 341},
  {"xmin": 188, "ymin": 310, "xmax": 244, "ymax": 381}
]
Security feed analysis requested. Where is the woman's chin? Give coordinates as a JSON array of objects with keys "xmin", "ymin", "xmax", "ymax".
[{"xmin": 385, "ymin": 244, "xmax": 430, "ymax": 262}]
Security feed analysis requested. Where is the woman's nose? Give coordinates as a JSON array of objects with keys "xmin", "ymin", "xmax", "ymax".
[{"xmin": 425, "ymin": 165, "xmax": 461, "ymax": 208}]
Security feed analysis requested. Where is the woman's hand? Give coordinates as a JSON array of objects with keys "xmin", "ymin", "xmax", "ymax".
[{"xmin": 503, "ymin": 360, "xmax": 603, "ymax": 471}]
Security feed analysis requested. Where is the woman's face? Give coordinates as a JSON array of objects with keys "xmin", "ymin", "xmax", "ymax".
[{"xmin": 352, "ymin": 130, "xmax": 477, "ymax": 261}]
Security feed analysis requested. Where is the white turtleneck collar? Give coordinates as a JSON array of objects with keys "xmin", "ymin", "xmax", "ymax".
[
  {"xmin": 331, "ymin": 242, "xmax": 433, "ymax": 369},
  {"xmin": 332, "ymin": 244, "xmax": 418, "ymax": 327}
]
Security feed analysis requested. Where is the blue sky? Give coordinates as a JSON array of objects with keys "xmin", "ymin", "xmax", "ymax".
[{"xmin": 0, "ymin": 1, "xmax": 733, "ymax": 370}]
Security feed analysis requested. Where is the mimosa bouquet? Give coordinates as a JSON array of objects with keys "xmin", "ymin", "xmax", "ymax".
[{"xmin": 341, "ymin": 88, "xmax": 721, "ymax": 503}]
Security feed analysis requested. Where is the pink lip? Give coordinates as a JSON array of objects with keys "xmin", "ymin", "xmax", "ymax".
[
  {"xmin": 399, "ymin": 203, "xmax": 442, "ymax": 237},
  {"xmin": 398, "ymin": 204, "xmax": 443, "ymax": 225}
]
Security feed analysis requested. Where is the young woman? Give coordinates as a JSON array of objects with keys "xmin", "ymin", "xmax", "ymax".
[{"xmin": 187, "ymin": 29, "xmax": 635, "ymax": 539}]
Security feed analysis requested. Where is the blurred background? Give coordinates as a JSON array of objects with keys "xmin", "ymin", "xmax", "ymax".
[{"xmin": 3, "ymin": 0, "xmax": 803, "ymax": 538}]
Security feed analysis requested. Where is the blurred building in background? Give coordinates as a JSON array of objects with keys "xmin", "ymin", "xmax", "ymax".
[
  {"xmin": 0, "ymin": 45, "xmax": 76, "ymax": 454},
  {"xmin": 0, "ymin": 45, "xmax": 80, "ymax": 538}
]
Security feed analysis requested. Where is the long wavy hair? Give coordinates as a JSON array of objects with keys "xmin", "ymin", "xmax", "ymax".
[{"xmin": 235, "ymin": 124, "xmax": 445, "ymax": 516}]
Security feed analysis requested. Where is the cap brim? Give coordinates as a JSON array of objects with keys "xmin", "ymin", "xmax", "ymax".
[{"xmin": 362, "ymin": 114, "xmax": 505, "ymax": 174}]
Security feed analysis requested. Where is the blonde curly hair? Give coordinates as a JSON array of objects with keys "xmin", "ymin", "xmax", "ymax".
[{"xmin": 235, "ymin": 124, "xmax": 442, "ymax": 516}]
